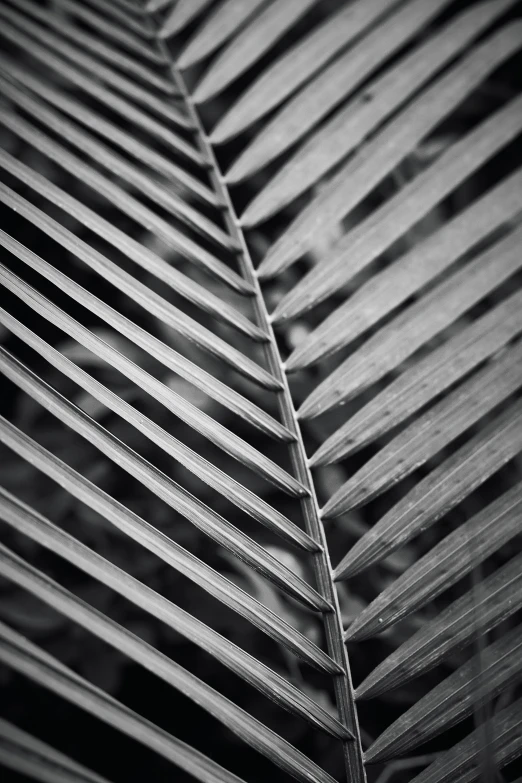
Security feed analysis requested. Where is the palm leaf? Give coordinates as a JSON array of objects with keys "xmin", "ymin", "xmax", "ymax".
[
  {"xmin": 0, "ymin": 717, "xmax": 114, "ymax": 783},
  {"xmin": 0, "ymin": 621, "xmax": 247, "ymax": 783},
  {"xmin": 0, "ymin": 1, "xmax": 521, "ymax": 782},
  {"xmin": 409, "ymin": 697, "xmax": 522, "ymax": 783},
  {"xmin": 365, "ymin": 624, "xmax": 522, "ymax": 762}
]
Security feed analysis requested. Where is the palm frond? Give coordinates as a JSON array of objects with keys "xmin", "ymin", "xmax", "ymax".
[
  {"xmin": 0, "ymin": 621, "xmax": 247, "ymax": 783},
  {"xmin": 355, "ymin": 551, "xmax": 522, "ymax": 699},
  {"xmin": 365, "ymin": 623, "xmax": 522, "ymax": 762},
  {"xmin": 0, "ymin": 1, "xmax": 521, "ymax": 782},
  {"xmin": 409, "ymin": 697, "xmax": 522, "ymax": 783},
  {"xmin": 0, "ymin": 717, "xmax": 114, "ymax": 783},
  {"xmin": 0, "ymin": 417, "xmax": 335, "ymax": 674}
]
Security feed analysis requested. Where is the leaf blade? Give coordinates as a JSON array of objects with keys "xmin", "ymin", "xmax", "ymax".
[
  {"xmin": 0, "ymin": 717, "xmax": 113, "ymax": 783},
  {"xmin": 0, "ymin": 537, "xmax": 343, "ymax": 778},
  {"xmin": 259, "ymin": 21, "xmax": 522, "ymax": 279},
  {"xmin": 0, "ymin": 621, "xmax": 247, "ymax": 783},
  {"xmin": 346, "ymin": 484, "xmax": 522, "ymax": 641},
  {"xmin": 192, "ymin": 0, "xmax": 318, "ymax": 104},
  {"xmin": 240, "ymin": 0, "xmax": 517, "ymax": 219},
  {"xmin": 0, "ymin": 415, "xmax": 337, "ymax": 675},
  {"xmin": 302, "ymin": 224, "xmax": 522, "ymax": 422},
  {"xmin": 284, "ymin": 93, "xmax": 522, "ymax": 368},
  {"xmin": 333, "ymin": 402, "xmax": 522, "ymax": 577},
  {"xmin": 0, "ymin": 253, "xmax": 298, "ymax": 497},
  {"xmin": 213, "ymin": 0, "xmax": 404, "ymax": 145},
  {"xmin": 0, "ymin": 347, "xmax": 327, "ymax": 612},
  {"xmin": 354, "ymin": 553, "xmax": 522, "ymax": 699},
  {"xmin": 325, "ymin": 341, "xmax": 522, "ymax": 518},
  {"xmin": 409, "ymin": 697, "xmax": 522, "ymax": 783},
  {"xmin": 175, "ymin": 0, "xmax": 268, "ymax": 67},
  {"xmin": 366, "ymin": 624, "xmax": 522, "ymax": 762},
  {"xmin": 236, "ymin": 0, "xmax": 453, "ymax": 204},
  {"xmin": 0, "ymin": 307, "xmax": 316, "ymax": 552},
  {"xmin": 0, "ymin": 211, "xmax": 289, "ymax": 440},
  {"xmin": 0, "ymin": 189, "xmax": 280, "ymax": 392}
]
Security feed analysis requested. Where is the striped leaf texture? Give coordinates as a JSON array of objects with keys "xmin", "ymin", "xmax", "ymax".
[{"xmin": 0, "ymin": 2, "xmax": 520, "ymax": 783}]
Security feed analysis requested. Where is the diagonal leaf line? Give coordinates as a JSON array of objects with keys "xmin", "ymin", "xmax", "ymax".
[
  {"xmin": 326, "ymin": 338, "xmax": 522, "ymax": 517},
  {"xmin": 0, "ymin": 346, "xmax": 328, "ymax": 613},
  {"xmin": 157, "ymin": 0, "xmax": 213, "ymax": 38},
  {"xmin": 355, "ymin": 553, "xmax": 522, "ymax": 700},
  {"xmin": 6, "ymin": 0, "xmax": 172, "ymax": 90},
  {"xmin": 173, "ymin": 0, "xmax": 268, "ymax": 67},
  {"xmin": 191, "ymin": 0, "xmax": 318, "ymax": 105},
  {"xmin": 0, "ymin": 114, "xmax": 252, "ymax": 298},
  {"xmin": 0, "ymin": 18, "xmax": 199, "ymax": 160},
  {"xmin": 232, "ymin": 0, "xmax": 452, "ymax": 196},
  {"xmin": 80, "ymin": 0, "xmax": 152, "ymax": 36},
  {"xmin": 260, "ymin": 20, "xmax": 522, "ymax": 279},
  {"xmin": 52, "ymin": 0, "xmax": 169, "ymax": 66},
  {"xmin": 0, "ymin": 305, "xmax": 316, "ymax": 552},
  {"xmin": 0, "ymin": 716, "xmax": 114, "ymax": 783},
  {"xmin": 0, "ymin": 621, "xmax": 247, "ymax": 783},
  {"xmin": 0, "ymin": 536, "xmax": 339, "ymax": 782},
  {"xmin": 365, "ymin": 625, "xmax": 522, "ymax": 764},
  {"xmin": 240, "ymin": 0, "xmax": 517, "ymax": 221},
  {"xmin": 0, "ymin": 55, "xmax": 218, "ymax": 207},
  {"xmin": 0, "ymin": 1, "xmax": 191, "ymax": 130},
  {"xmin": 305, "ymin": 226, "xmax": 522, "ymax": 424},
  {"xmin": 0, "ymin": 415, "xmax": 337, "ymax": 675},
  {"xmin": 303, "ymin": 173, "xmax": 522, "ymax": 427},
  {"xmin": 213, "ymin": 0, "xmax": 405, "ymax": 145},
  {"xmin": 408, "ymin": 696, "xmax": 522, "ymax": 783},
  {"xmin": 347, "ymin": 484, "xmax": 522, "ymax": 642},
  {"xmin": 0, "ymin": 214, "xmax": 289, "ymax": 442},
  {"xmin": 0, "ymin": 493, "xmax": 342, "ymax": 739},
  {"xmin": 0, "ymin": 73, "xmax": 234, "ymax": 251},
  {"xmin": 0, "ymin": 251, "xmax": 300, "ymax": 497},
  {"xmin": 0, "ymin": 187, "xmax": 279, "ymax": 392},
  {"xmin": 334, "ymin": 402, "xmax": 522, "ymax": 578},
  {"xmin": 283, "ymin": 92, "xmax": 522, "ymax": 369}
]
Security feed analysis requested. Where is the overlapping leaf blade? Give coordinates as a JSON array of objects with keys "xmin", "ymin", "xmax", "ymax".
[
  {"xmin": 234, "ymin": 0, "xmax": 454, "ymax": 203},
  {"xmin": 346, "ymin": 484, "xmax": 522, "ymax": 642},
  {"xmin": 355, "ymin": 552, "xmax": 522, "ymax": 699},
  {"xmin": 0, "ymin": 253, "xmax": 298, "ymax": 496},
  {"xmin": 159, "ymin": 0, "xmax": 214, "ymax": 38},
  {"xmin": 259, "ymin": 21, "xmax": 522, "ymax": 279},
  {"xmin": 238, "ymin": 0, "xmax": 517, "ymax": 220},
  {"xmin": 0, "ymin": 416, "xmax": 337, "ymax": 675},
  {"xmin": 282, "ymin": 93, "xmax": 522, "ymax": 366},
  {"xmin": 333, "ymin": 401, "xmax": 522, "ymax": 575},
  {"xmin": 176, "ymin": 0, "xmax": 269, "ymax": 67},
  {"xmin": 306, "ymin": 170, "xmax": 522, "ymax": 443},
  {"xmin": 0, "ymin": 621, "xmax": 247, "ymax": 783},
  {"xmin": 0, "ymin": 717, "xmax": 114, "ymax": 783},
  {"xmin": 325, "ymin": 341, "xmax": 522, "ymax": 516},
  {"xmin": 212, "ymin": 0, "xmax": 399, "ymax": 145},
  {"xmin": 0, "ymin": 307, "xmax": 313, "ymax": 550},
  {"xmin": 0, "ymin": 348, "xmax": 329, "ymax": 611},
  {"xmin": 0, "ymin": 490, "xmax": 345, "ymax": 740},
  {"xmin": 0, "ymin": 201, "xmax": 278, "ymax": 390},
  {"xmin": 192, "ymin": 0, "xmax": 318, "ymax": 105},
  {"xmin": 303, "ymin": 228, "xmax": 522, "ymax": 424},
  {"xmin": 409, "ymin": 697, "xmax": 522, "ymax": 783},
  {"xmin": 365, "ymin": 624, "xmax": 522, "ymax": 762},
  {"xmin": 0, "ymin": 532, "xmax": 343, "ymax": 780},
  {"xmin": 0, "ymin": 214, "xmax": 288, "ymax": 440}
]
